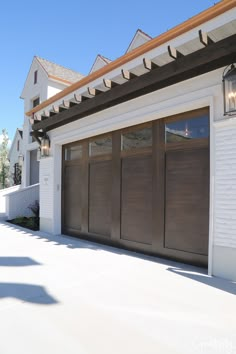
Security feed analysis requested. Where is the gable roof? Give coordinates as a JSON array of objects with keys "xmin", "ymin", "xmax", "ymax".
[
  {"xmin": 18, "ymin": 129, "xmax": 23, "ymax": 139},
  {"xmin": 36, "ymin": 56, "xmax": 84, "ymax": 84},
  {"xmin": 126, "ymin": 29, "xmax": 152, "ymax": 53},
  {"xmin": 90, "ymin": 54, "xmax": 112, "ymax": 74},
  {"xmin": 8, "ymin": 128, "xmax": 23, "ymax": 159}
]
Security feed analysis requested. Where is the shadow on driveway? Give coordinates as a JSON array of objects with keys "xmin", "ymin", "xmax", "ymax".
[
  {"xmin": 0, "ymin": 254, "xmax": 57, "ymax": 305},
  {"xmin": 0, "ymin": 283, "xmax": 57, "ymax": 304},
  {"xmin": 0, "ymin": 257, "xmax": 41, "ymax": 267},
  {"xmin": 167, "ymin": 266, "xmax": 236, "ymax": 296}
]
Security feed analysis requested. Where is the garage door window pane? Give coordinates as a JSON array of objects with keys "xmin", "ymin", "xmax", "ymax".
[
  {"xmin": 121, "ymin": 127, "xmax": 152, "ymax": 151},
  {"xmin": 166, "ymin": 114, "xmax": 209, "ymax": 143},
  {"xmin": 89, "ymin": 136, "xmax": 112, "ymax": 157},
  {"xmin": 64, "ymin": 145, "xmax": 83, "ymax": 160}
]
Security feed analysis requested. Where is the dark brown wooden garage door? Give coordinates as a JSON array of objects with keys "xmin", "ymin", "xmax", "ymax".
[{"xmin": 62, "ymin": 108, "xmax": 209, "ymax": 266}]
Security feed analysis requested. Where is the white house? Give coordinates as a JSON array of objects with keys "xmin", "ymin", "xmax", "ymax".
[
  {"xmin": 26, "ymin": 0, "xmax": 236, "ymax": 281},
  {"xmin": 8, "ymin": 128, "xmax": 23, "ymax": 186},
  {"xmin": 20, "ymin": 56, "xmax": 84, "ymax": 187}
]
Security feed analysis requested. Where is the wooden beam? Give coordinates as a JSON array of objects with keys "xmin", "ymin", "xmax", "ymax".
[
  {"xmin": 41, "ymin": 110, "xmax": 50, "ymax": 120},
  {"xmin": 121, "ymin": 69, "xmax": 137, "ymax": 80},
  {"xmin": 143, "ymin": 58, "xmax": 159, "ymax": 71},
  {"xmin": 30, "ymin": 131, "xmax": 44, "ymax": 145},
  {"xmin": 199, "ymin": 30, "xmax": 214, "ymax": 46},
  {"xmin": 87, "ymin": 87, "xmax": 102, "ymax": 96},
  {"xmin": 103, "ymin": 78, "xmax": 118, "ymax": 89},
  {"xmin": 32, "ymin": 34, "xmax": 236, "ymax": 132},
  {"xmin": 168, "ymin": 45, "xmax": 184, "ymax": 60}
]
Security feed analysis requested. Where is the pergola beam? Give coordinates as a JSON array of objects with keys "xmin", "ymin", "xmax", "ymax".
[
  {"xmin": 87, "ymin": 87, "xmax": 102, "ymax": 96},
  {"xmin": 143, "ymin": 58, "xmax": 159, "ymax": 71},
  {"xmin": 121, "ymin": 69, "xmax": 137, "ymax": 80},
  {"xmin": 199, "ymin": 30, "xmax": 214, "ymax": 46},
  {"xmin": 168, "ymin": 45, "xmax": 184, "ymax": 60},
  {"xmin": 103, "ymin": 78, "xmax": 118, "ymax": 89},
  {"xmin": 32, "ymin": 34, "xmax": 236, "ymax": 132}
]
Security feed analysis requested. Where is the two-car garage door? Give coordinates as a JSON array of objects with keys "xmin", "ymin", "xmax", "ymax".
[{"xmin": 62, "ymin": 108, "xmax": 209, "ymax": 266}]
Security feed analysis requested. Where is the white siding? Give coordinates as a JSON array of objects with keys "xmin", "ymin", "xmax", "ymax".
[
  {"xmin": 8, "ymin": 131, "xmax": 23, "ymax": 186},
  {"xmin": 214, "ymin": 121, "xmax": 236, "ymax": 248},
  {"xmin": 39, "ymin": 157, "xmax": 53, "ymax": 219}
]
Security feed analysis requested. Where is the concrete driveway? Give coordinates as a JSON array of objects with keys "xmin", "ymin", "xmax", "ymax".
[{"xmin": 0, "ymin": 221, "xmax": 235, "ymax": 354}]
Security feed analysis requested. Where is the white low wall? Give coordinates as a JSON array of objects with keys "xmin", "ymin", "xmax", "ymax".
[
  {"xmin": 0, "ymin": 185, "xmax": 21, "ymax": 214},
  {"xmin": 5, "ymin": 183, "xmax": 39, "ymax": 220}
]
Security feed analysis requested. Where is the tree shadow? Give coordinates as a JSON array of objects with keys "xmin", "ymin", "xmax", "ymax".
[
  {"xmin": 0, "ymin": 257, "xmax": 41, "ymax": 266},
  {"xmin": 167, "ymin": 266, "xmax": 236, "ymax": 296},
  {"xmin": 0, "ymin": 283, "xmax": 58, "ymax": 304}
]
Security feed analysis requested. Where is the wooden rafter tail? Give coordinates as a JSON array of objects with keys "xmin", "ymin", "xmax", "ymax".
[
  {"xmin": 74, "ymin": 93, "xmax": 89, "ymax": 103},
  {"xmin": 29, "ymin": 116, "xmax": 35, "ymax": 125},
  {"xmin": 121, "ymin": 69, "xmax": 137, "ymax": 80},
  {"xmin": 41, "ymin": 110, "xmax": 50, "ymax": 121},
  {"xmin": 52, "ymin": 105, "xmax": 60, "ymax": 114},
  {"xmin": 33, "ymin": 113, "xmax": 41, "ymax": 121},
  {"xmin": 168, "ymin": 45, "xmax": 184, "ymax": 60},
  {"xmin": 87, "ymin": 87, "xmax": 102, "ymax": 96},
  {"xmin": 143, "ymin": 58, "xmax": 159, "ymax": 71},
  {"xmin": 199, "ymin": 30, "xmax": 214, "ymax": 46},
  {"xmin": 103, "ymin": 78, "xmax": 118, "ymax": 89},
  {"xmin": 62, "ymin": 100, "xmax": 71, "ymax": 109}
]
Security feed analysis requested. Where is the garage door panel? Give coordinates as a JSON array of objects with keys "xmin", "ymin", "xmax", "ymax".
[
  {"xmin": 89, "ymin": 160, "xmax": 112, "ymax": 236},
  {"xmin": 121, "ymin": 155, "xmax": 152, "ymax": 245},
  {"xmin": 165, "ymin": 148, "xmax": 209, "ymax": 255},
  {"xmin": 64, "ymin": 164, "xmax": 82, "ymax": 231}
]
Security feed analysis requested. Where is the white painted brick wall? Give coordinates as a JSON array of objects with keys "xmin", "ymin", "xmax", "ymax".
[{"xmin": 214, "ymin": 121, "xmax": 236, "ymax": 248}]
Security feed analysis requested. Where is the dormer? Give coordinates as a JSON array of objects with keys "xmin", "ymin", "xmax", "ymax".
[
  {"xmin": 126, "ymin": 29, "xmax": 152, "ymax": 53},
  {"xmin": 90, "ymin": 54, "xmax": 112, "ymax": 74}
]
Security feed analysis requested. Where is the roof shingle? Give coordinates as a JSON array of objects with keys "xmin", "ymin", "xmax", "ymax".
[{"xmin": 36, "ymin": 56, "xmax": 84, "ymax": 84}]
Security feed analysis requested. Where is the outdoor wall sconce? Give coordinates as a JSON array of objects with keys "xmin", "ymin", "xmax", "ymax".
[
  {"xmin": 40, "ymin": 133, "xmax": 50, "ymax": 158},
  {"xmin": 18, "ymin": 154, "xmax": 24, "ymax": 166},
  {"xmin": 37, "ymin": 147, "xmax": 41, "ymax": 161},
  {"xmin": 223, "ymin": 63, "xmax": 236, "ymax": 116}
]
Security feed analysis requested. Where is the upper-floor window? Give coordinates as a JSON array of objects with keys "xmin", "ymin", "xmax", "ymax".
[
  {"xmin": 17, "ymin": 140, "xmax": 20, "ymax": 152},
  {"xmin": 32, "ymin": 97, "xmax": 40, "ymax": 108},
  {"xmin": 34, "ymin": 70, "xmax": 38, "ymax": 84}
]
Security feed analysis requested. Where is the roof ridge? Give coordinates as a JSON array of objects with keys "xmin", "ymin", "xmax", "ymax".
[
  {"xmin": 136, "ymin": 28, "xmax": 152, "ymax": 39},
  {"xmin": 98, "ymin": 54, "xmax": 112, "ymax": 63}
]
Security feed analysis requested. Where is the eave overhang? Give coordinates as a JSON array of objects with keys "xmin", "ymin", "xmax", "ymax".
[{"xmin": 32, "ymin": 33, "xmax": 236, "ymax": 133}]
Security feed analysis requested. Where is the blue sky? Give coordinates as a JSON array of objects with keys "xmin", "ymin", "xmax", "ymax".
[{"xmin": 0, "ymin": 0, "xmax": 217, "ymax": 141}]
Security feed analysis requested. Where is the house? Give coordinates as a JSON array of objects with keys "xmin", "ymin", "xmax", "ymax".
[
  {"xmin": 20, "ymin": 56, "xmax": 84, "ymax": 188},
  {"xmin": 8, "ymin": 128, "xmax": 23, "ymax": 186},
  {"xmin": 26, "ymin": 0, "xmax": 236, "ymax": 281}
]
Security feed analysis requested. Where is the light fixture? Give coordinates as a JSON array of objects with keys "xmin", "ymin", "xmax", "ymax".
[
  {"xmin": 40, "ymin": 133, "xmax": 50, "ymax": 158},
  {"xmin": 18, "ymin": 154, "xmax": 24, "ymax": 166},
  {"xmin": 223, "ymin": 64, "xmax": 236, "ymax": 116},
  {"xmin": 37, "ymin": 147, "xmax": 41, "ymax": 161}
]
